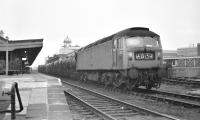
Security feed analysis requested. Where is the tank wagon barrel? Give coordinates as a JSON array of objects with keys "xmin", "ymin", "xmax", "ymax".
[{"xmin": 39, "ymin": 27, "xmax": 163, "ymax": 90}]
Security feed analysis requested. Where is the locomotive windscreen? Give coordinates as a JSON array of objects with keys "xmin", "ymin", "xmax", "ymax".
[{"xmin": 126, "ymin": 37, "xmax": 159, "ymax": 48}]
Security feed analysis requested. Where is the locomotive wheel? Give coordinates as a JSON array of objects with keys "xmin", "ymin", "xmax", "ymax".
[
  {"xmin": 146, "ymin": 84, "xmax": 153, "ymax": 90},
  {"xmin": 97, "ymin": 73, "xmax": 103, "ymax": 84},
  {"xmin": 125, "ymin": 78, "xmax": 131, "ymax": 91},
  {"xmin": 130, "ymin": 79, "xmax": 139, "ymax": 90},
  {"xmin": 101, "ymin": 73, "xmax": 107, "ymax": 86},
  {"xmin": 118, "ymin": 77, "xmax": 130, "ymax": 91},
  {"xmin": 123, "ymin": 83, "xmax": 130, "ymax": 92},
  {"xmin": 80, "ymin": 74, "xmax": 84, "ymax": 82},
  {"xmin": 113, "ymin": 74, "xmax": 128, "ymax": 90},
  {"xmin": 103, "ymin": 74, "xmax": 112, "ymax": 88},
  {"xmin": 154, "ymin": 74, "xmax": 161, "ymax": 89},
  {"xmin": 81, "ymin": 74, "xmax": 88, "ymax": 82},
  {"xmin": 113, "ymin": 74, "xmax": 121, "ymax": 88},
  {"xmin": 146, "ymin": 74, "xmax": 156, "ymax": 90}
]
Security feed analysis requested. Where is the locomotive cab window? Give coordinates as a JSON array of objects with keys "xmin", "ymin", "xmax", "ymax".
[{"xmin": 126, "ymin": 36, "xmax": 160, "ymax": 48}]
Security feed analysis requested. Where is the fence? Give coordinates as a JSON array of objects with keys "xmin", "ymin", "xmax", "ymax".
[{"xmin": 164, "ymin": 56, "xmax": 200, "ymax": 78}]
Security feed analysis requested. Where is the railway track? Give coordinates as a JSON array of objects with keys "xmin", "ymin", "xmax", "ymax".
[
  {"xmin": 65, "ymin": 92, "xmax": 103, "ymax": 120},
  {"xmin": 162, "ymin": 78, "xmax": 200, "ymax": 86},
  {"xmin": 132, "ymin": 88, "xmax": 200, "ymax": 108},
  {"xmin": 63, "ymin": 81, "xmax": 179, "ymax": 120}
]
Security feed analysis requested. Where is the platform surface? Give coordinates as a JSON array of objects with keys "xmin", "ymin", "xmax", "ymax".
[{"xmin": 0, "ymin": 72, "xmax": 72, "ymax": 120}]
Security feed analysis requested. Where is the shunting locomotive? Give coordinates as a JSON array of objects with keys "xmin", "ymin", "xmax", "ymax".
[{"xmin": 76, "ymin": 27, "xmax": 163, "ymax": 90}]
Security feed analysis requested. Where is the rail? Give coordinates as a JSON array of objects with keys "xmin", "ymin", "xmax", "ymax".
[
  {"xmin": 0, "ymin": 82, "xmax": 23, "ymax": 120},
  {"xmin": 63, "ymin": 81, "xmax": 180, "ymax": 120}
]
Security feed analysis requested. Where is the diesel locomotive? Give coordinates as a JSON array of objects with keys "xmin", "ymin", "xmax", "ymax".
[
  {"xmin": 39, "ymin": 27, "xmax": 163, "ymax": 90},
  {"xmin": 77, "ymin": 27, "xmax": 163, "ymax": 90}
]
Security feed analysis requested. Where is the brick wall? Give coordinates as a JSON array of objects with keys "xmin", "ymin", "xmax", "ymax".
[{"xmin": 168, "ymin": 67, "xmax": 200, "ymax": 78}]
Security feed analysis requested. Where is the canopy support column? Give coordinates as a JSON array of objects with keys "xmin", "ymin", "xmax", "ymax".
[{"xmin": 6, "ymin": 42, "xmax": 9, "ymax": 75}]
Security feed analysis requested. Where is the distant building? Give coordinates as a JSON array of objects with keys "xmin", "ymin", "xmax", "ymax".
[
  {"xmin": 177, "ymin": 46, "xmax": 198, "ymax": 57},
  {"xmin": 163, "ymin": 50, "xmax": 178, "ymax": 58},
  {"xmin": 45, "ymin": 36, "xmax": 80, "ymax": 64},
  {"xmin": 163, "ymin": 43, "xmax": 199, "ymax": 58},
  {"xmin": 59, "ymin": 36, "xmax": 80, "ymax": 54},
  {"xmin": 163, "ymin": 43, "xmax": 200, "ymax": 67}
]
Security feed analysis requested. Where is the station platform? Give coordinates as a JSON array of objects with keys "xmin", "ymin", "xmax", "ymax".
[{"xmin": 0, "ymin": 72, "xmax": 72, "ymax": 120}]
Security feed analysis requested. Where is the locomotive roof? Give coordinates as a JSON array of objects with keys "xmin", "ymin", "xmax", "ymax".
[
  {"xmin": 114, "ymin": 27, "xmax": 159, "ymax": 38},
  {"xmin": 78, "ymin": 27, "xmax": 159, "ymax": 52}
]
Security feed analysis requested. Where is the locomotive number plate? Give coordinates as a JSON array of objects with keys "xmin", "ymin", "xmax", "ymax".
[{"xmin": 135, "ymin": 52, "xmax": 155, "ymax": 60}]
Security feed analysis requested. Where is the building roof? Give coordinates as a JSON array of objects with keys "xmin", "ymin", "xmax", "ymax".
[
  {"xmin": 9, "ymin": 39, "xmax": 43, "ymax": 43},
  {"xmin": 0, "ymin": 38, "xmax": 43, "ymax": 51},
  {"xmin": 0, "ymin": 38, "xmax": 43, "ymax": 66}
]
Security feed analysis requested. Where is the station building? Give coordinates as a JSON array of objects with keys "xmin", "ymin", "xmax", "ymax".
[
  {"xmin": 163, "ymin": 43, "xmax": 200, "ymax": 78},
  {"xmin": 0, "ymin": 36, "xmax": 43, "ymax": 75}
]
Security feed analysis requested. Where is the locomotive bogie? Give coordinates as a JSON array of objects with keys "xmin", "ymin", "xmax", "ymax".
[
  {"xmin": 81, "ymin": 71, "xmax": 99, "ymax": 81},
  {"xmin": 128, "ymin": 68, "xmax": 161, "ymax": 89},
  {"xmin": 79, "ymin": 70, "xmax": 130, "ymax": 90}
]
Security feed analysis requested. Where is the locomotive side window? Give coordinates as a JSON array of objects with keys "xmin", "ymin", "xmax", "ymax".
[
  {"xmin": 114, "ymin": 39, "xmax": 117, "ymax": 48},
  {"xmin": 119, "ymin": 38, "xmax": 123, "ymax": 49},
  {"xmin": 114, "ymin": 38, "xmax": 123, "ymax": 49}
]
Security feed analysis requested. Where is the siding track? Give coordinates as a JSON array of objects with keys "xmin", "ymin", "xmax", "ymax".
[
  {"xmin": 132, "ymin": 88, "xmax": 200, "ymax": 108},
  {"xmin": 162, "ymin": 78, "xmax": 200, "ymax": 86}
]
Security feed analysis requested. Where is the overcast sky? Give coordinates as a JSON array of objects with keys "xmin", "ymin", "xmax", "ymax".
[{"xmin": 1, "ymin": 0, "xmax": 200, "ymax": 66}]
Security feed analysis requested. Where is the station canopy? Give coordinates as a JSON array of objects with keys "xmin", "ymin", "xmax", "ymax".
[{"xmin": 0, "ymin": 36, "xmax": 43, "ymax": 66}]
